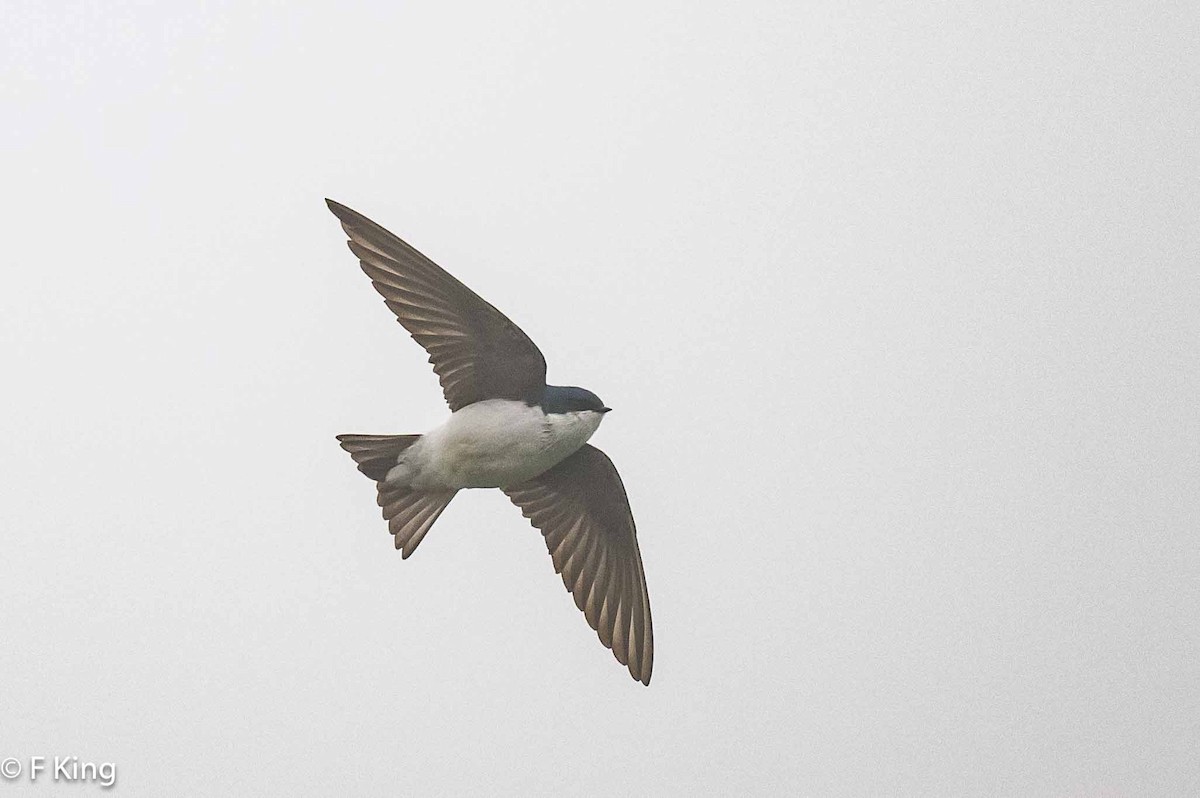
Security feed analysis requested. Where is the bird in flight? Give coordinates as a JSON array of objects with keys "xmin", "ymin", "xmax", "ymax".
[{"xmin": 328, "ymin": 200, "xmax": 653, "ymax": 685}]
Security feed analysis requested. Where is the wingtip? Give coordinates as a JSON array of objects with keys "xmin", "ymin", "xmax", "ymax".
[
  {"xmin": 326, "ymin": 199, "xmax": 373, "ymax": 234},
  {"xmin": 633, "ymin": 662, "xmax": 652, "ymax": 686}
]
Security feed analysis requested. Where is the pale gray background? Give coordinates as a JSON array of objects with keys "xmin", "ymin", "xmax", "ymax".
[{"xmin": 2, "ymin": 1, "xmax": 1197, "ymax": 795}]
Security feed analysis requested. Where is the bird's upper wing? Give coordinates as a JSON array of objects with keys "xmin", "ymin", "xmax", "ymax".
[
  {"xmin": 503, "ymin": 444, "xmax": 654, "ymax": 685},
  {"xmin": 327, "ymin": 199, "xmax": 547, "ymax": 411}
]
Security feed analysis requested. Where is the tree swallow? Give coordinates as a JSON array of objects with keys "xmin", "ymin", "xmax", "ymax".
[{"xmin": 328, "ymin": 200, "xmax": 653, "ymax": 685}]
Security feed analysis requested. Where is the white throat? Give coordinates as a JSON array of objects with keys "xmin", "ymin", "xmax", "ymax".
[{"xmin": 544, "ymin": 409, "xmax": 604, "ymax": 454}]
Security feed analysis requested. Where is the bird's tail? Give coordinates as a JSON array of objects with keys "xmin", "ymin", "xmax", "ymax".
[
  {"xmin": 336, "ymin": 433, "xmax": 422, "ymax": 481},
  {"xmin": 375, "ymin": 483, "xmax": 457, "ymax": 558},
  {"xmin": 336, "ymin": 433, "xmax": 458, "ymax": 558}
]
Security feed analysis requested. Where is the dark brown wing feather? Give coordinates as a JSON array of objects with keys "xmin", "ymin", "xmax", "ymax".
[
  {"xmin": 326, "ymin": 199, "xmax": 547, "ymax": 411},
  {"xmin": 504, "ymin": 444, "xmax": 654, "ymax": 685}
]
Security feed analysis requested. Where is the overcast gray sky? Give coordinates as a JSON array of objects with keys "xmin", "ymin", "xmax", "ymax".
[{"xmin": 2, "ymin": 1, "xmax": 1198, "ymax": 795}]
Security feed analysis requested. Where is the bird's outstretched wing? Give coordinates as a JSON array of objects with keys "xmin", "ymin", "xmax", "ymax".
[
  {"xmin": 504, "ymin": 444, "xmax": 654, "ymax": 685},
  {"xmin": 327, "ymin": 199, "xmax": 548, "ymax": 411}
]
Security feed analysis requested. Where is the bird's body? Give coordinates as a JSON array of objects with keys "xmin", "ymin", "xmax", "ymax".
[
  {"xmin": 327, "ymin": 199, "xmax": 653, "ymax": 685},
  {"xmin": 390, "ymin": 399, "xmax": 606, "ymax": 490}
]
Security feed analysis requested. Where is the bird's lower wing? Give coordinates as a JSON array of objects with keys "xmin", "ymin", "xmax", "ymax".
[{"xmin": 503, "ymin": 444, "xmax": 653, "ymax": 685}]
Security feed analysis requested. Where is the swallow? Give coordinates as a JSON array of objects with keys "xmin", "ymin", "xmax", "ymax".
[{"xmin": 329, "ymin": 200, "xmax": 653, "ymax": 684}]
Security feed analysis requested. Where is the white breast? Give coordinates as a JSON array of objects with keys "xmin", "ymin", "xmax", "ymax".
[{"xmin": 390, "ymin": 399, "xmax": 604, "ymax": 490}]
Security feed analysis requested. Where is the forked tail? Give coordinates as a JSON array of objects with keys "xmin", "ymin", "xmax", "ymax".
[
  {"xmin": 337, "ymin": 433, "xmax": 457, "ymax": 558},
  {"xmin": 336, "ymin": 433, "xmax": 422, "ymax": 481}
]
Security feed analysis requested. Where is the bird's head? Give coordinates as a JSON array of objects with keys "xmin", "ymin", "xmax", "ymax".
[{"xmin": 541, "ymin": 385, "xmax": 612, "ymax": 416}]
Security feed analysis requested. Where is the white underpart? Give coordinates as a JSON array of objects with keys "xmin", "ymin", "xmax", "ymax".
[{"xmin": 386, "ymin": 399, "xmax": 605, "ymax": 490}]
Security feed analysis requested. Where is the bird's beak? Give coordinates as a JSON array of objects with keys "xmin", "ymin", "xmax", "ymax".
[{"xmin": 600, "ymin": 407, "xmax": 612, "ymax": 413}]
